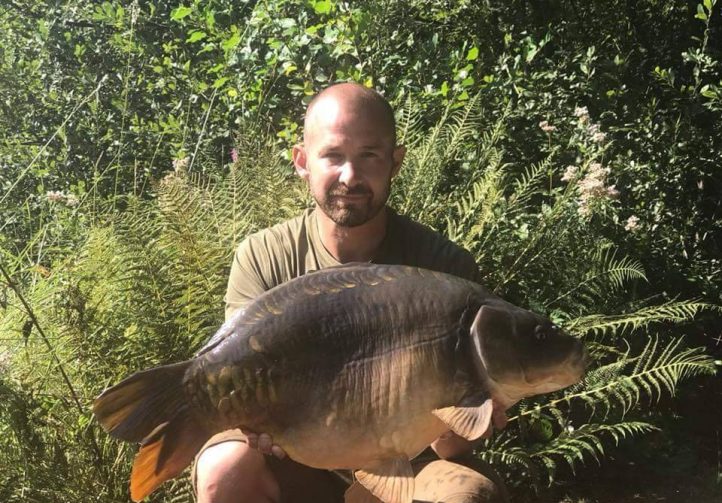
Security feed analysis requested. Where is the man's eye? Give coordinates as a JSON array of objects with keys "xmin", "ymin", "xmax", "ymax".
[{"xmin": 361, "ymin": 151, "xmax": 379, "ymax": 158}]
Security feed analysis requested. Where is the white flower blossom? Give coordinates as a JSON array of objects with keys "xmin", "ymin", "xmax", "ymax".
[
  {"xmin": 539, "ymin": 120, "xmax": 556, "ymax": 133},
  {"xmin": 561, "ymin": 165, "xmax": 579, "ymax": 182},
  {"xmin": 65, "ymin": 194, "xmax": 80, "ymax": 207},
  {"xmin": 574, "ymin": 162, "xmax": 620, "ymax": 217},
  {"xmin": 574, "ymin": 106, "xmax": 589, "ymax": 118},
  {"xmin": 46, "ymin": 190, "xmax": 80, "ymax": 207},
  {"xmin": 574, "ymin": 106, "xmax": 590, "ymax": 124},
  {"xmin": 46, "ymin": 190, "xmax": 65, "ymax": 203},
  {"xmin": 625, "ymin": 215, "xmax": 640, "ymax": 231}
]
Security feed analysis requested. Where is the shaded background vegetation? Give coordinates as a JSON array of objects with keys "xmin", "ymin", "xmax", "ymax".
[{"xmin": 1, "ymin": 0, "xmax": 721, "ymax": 501}]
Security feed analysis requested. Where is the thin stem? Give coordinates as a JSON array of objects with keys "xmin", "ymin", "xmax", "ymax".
[{"xmin": 0, "ymin": 261, "xmax": 105, "ymax": 467}]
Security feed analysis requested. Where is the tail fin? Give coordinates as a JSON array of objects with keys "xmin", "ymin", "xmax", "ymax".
[
  {"xmin": 130, "ymin": 409, "xmax": 209, "ymax": 501},
  {"xmin": 93, "ymin": 361, "xmax": 192, "ymax": 442},
  {"xmin": 93, "ymin": 361, "xmax": 212, "ymax": 500}
]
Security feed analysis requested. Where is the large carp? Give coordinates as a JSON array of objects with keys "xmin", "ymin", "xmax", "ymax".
[{"xmin": 94, "ymin": 263, "xmax": 586, "ymax": 503}]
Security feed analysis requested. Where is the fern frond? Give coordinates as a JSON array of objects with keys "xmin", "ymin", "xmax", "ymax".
[
  {"xmin": 546, "ymin": 247, "xmax": 646, "ymax": 308},
  {"xmin": 446, "ymin": 162, "xmax": 508, "ymax": 250},
  {"xmin": 393, "ymin": 94, "xmax": 484, "ymax": 225},
  {"xmin": 512, "ymin": 337, "xmax": 716, "ymax": 422},
  {"xmin": 507, "ymin": 157, "xmax": 552, "ymax": 212},
  {"xmin": 567, "ymin": 299, "xmax": 720, "ymax": 337},
  {"xmin": 530, "ymin": 421, "xmax": 659, "ymax": 481}
]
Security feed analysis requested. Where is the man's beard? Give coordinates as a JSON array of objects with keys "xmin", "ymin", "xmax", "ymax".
[{"xmin": 317, "ymin": 183, "xmax": 388, "ymax": 227}]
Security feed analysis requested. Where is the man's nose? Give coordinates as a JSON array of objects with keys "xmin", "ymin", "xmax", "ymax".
[{"xmin": 338, "ymin": 160, "xmax": 360, "ymax": 186}]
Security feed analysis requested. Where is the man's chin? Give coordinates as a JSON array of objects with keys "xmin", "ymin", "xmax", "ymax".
[
  {"xmin": 320, "ymin": 203, "xmax": 373, "ymax": 227},
  {"xmin": 328, "ymin": 210, "xmax": 370, "ymax": 227}
]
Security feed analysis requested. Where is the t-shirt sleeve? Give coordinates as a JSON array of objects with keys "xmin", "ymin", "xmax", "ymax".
[{"xmin": 224, "ymin": 235, "xmax": 272, "ymax": 320}]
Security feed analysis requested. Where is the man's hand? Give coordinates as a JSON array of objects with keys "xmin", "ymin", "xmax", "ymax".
[{"xmin": 241, "ymin": 429, "xmax": 287, "ymax": 459}]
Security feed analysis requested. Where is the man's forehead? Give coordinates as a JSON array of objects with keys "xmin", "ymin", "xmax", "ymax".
[
  {"xmin": 310, "ymin": 131, "xmax": 390, "ymax": 151},
  {"xmin": 305, "ymin": 94, "xmax": 393, "ymax": 138}
]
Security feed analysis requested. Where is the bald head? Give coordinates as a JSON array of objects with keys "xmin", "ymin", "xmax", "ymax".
[{"xmin": 304, "ymin": 83, "xmax": 396, "ymax": 145}]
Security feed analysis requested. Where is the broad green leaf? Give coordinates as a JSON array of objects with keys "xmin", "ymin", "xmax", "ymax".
[
  {"xmin": 696, "ymin": 4, "xmax": 707, "ymax": 19},
  {"xmin": 171, "ymin": 6, "xmax": 192, "ymax": 21},
  {"xmin": 466, "ymin": 46, "xmax": 479, "ymax": 61},
  {"xmin": 313, "ymin": 0, "xmax": 332, "ymax": 14},
  {"xmin": 279, "ymin": 18, "xmax": 297, "ymax": 29},
  {"xmin": 187, "ymin": 31, "xmax": 207, "ymax": 43},
  {"xmin": 213, "ymin": 76, "xmax": 230, "ymax": 89},
  {"xmin": 222, "ymin": 33, "xmax": 241, "ymax": 52}
]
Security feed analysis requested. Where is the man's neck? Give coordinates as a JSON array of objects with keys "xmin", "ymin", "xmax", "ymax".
[{"xmin": 316, "ymin": 207, "xmax": 389, "ymax": 263}]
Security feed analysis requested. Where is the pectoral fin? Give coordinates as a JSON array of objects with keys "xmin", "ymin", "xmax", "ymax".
[
  {"xmin": 353, "ymin": 457, "xmax": 414, "ymax": 503},
  {"xmin": 432, "ymin": 397, "xmax": 493, "ymax": 441}
]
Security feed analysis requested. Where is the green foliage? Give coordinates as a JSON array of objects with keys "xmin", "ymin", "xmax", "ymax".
[
  {"xmin": 1, "ymin": 0, "xmax": 721, "ymax": 500},
  {"xmin": 1, "ymin": 109, "xmax": 719, "ymax": 498}
]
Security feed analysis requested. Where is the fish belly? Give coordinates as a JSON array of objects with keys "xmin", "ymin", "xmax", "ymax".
[
  {"xmin": 278, "ymin": 410, "xmax": 450, "ymax": 470},
  {"xmin": 270, "ymin": 344, "xmax": 465, "ymax": 470}
]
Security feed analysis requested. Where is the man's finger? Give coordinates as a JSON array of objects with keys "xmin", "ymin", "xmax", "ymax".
[
  {"xmin": 258, "ymin": 433, "xmax": 273, "ymax": 454},
  {"xmin": 271, "ymin": 445, "xmax": 287, "ymax": 459},
  {"xmin": 492, "ymin": 409, "xmax": 508, "ymax": 430},
  {"xmin": 245, "ymin": 432, "xmax": 259, "ymax": 449}
]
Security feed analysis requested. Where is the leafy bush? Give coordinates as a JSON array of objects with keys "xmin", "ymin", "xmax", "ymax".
[
  {"xmin": 1, "ymin": 0, "xmax": 720, "ymax": 500},
  {"xmin": 1, "ymin": 105, "xmax": 718, "ymax": 500}
]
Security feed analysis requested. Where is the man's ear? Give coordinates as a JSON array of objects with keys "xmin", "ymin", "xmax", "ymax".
[
  {"xmin": 292, "ymin": 144, "xmax": 309, "ymax": 180},
  {"xmin": 391, "ymin": 145, "xmax": 406, "ymax": 178}
]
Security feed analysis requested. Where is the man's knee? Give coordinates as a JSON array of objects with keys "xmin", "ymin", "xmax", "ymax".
[{"xmin": 195, "ymin": 440, "xmax": 279, "ymax": 503}]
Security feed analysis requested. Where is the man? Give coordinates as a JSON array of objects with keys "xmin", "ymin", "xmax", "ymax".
[{"xmin": 194, "ymin": 83, "xmax": 508, "ymax": 502}]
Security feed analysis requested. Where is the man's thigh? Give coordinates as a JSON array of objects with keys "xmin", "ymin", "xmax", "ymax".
[{"xmin": 192, "ymin": 429, "xmax": 346, "ymax": 503}]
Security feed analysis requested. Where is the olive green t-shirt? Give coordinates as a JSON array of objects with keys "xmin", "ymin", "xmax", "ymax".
[{"xmin": 224, "ymin": 207, "xmax": 481, "ymax": 320}]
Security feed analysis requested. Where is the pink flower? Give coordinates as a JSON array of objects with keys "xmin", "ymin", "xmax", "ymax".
[{"xmin": 230, "ymin": 148, "xmax": 239, "ymax": 163}]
